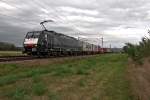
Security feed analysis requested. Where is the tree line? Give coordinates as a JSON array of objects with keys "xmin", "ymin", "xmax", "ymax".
[
  {"xmin": 0, "ymin": 42, "xmax": 21, "ymax": 51},
  {"xmin": 123, "ymin": 32, "xmax": 150, "ymax": 64}
]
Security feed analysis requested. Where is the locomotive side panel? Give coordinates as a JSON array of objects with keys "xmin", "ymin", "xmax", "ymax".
[
  {"xmin": 46, "ymin": 32, "xmax": 53, "ymax": 50},
  {"xmin": 59, "ymin": 35, "xmax": 80, "ymax": 51},
  {"xmin": 47, "ymin": 31, "xmax": 82, "ymax": 53}
]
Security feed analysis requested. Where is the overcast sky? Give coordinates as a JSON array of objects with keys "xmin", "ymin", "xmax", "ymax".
[{"xmin": 0, "ymin": 0, "xmax": 150, "ymax": 47}]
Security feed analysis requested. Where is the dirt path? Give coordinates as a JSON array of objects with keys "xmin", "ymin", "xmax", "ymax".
[{"xmin": 127, "ymin": 58, "xmax": 150, "ymax": 100}]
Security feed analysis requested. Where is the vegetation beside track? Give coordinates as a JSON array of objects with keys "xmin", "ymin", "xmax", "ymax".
[
  {"xmin": 0, "ymin": 51, "xmax": 24, "ymax": 56},
  {"xmin": 0, "ymin": 42, "xmax": 19, "ymax": 51},
  {"xmin": 123, "ymin": 32, "xmax": 150, "ymax": 100},
  {"xmin": 0, "ymin": 54, "xmax": 133, "ymax": 100},
  {"xmin": 123, "ymin": 32, "xmax": 150, "ymax": 64}
]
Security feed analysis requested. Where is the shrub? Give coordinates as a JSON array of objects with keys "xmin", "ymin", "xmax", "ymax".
[{"xmin": 124, "ymin": 32, "xmax": 150, "ymax": 63}]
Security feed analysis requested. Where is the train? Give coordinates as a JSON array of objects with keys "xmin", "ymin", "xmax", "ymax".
[{"xmin": 22, "ymin": 21, "xmax": 107, "ymax": 56}]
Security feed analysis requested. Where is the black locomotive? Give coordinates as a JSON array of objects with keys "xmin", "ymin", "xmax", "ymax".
[{"xmin": 23, "ymin": 20, "xmax": 100, "ymax": 56}]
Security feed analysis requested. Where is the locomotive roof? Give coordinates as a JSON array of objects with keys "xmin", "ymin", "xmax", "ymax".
[
  {"xmin": 28, "ymin": 31, "xmax": 41, "ymax": 33},
  {"xmin": 45, "ymin": 30, "xmax": 78, "ymax": 40},
  {"xmin": 28, "ymin": 30, "xmax": 77, "ymax": 40}
]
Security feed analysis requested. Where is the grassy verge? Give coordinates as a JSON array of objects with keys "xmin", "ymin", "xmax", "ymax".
[
  {"xmin": 0, "ymin": 54, "xmax": 133, "ymax": 100},
  {"xmin": 0, "ymin": 51, "xmax": 24, "ymax": 56}
]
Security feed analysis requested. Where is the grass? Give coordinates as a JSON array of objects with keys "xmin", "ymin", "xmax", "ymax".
[
  {"xmin": 32, "ymin": 82, "xmax": 47, "ymax": 96},
  {"xmin": 5, "ymin": 87, "xmax": 28, "ymax": 100},
  {"xmin": 0, "ymin": 54, "xmax": 133, "ymax": 100},
  {"xmin": 48, "ymin": 91, "xmax": 60, "ymax": 100},
  {"xmin": 0, "ymin": 51, "xmax": 24, "ymax": 56},
  {"xmin": 77, "ymin": 79, "xmax": 86, "ymax": 87}
]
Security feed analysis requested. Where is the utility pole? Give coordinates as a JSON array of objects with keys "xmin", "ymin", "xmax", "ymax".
[
  {"xmin": 77, "ymin": 33, "xmax": 80, "ymax": 40},
  {"xmin": 99, "ymin": 33, "xmax": 104, "ymax": 52},
  {"xmin": 101, "ymin": 37, "xmax": 104, "ymax": 53},
  {"xmin": 101, "ymin": 37, "xmax": 103, "ymax": 49}
]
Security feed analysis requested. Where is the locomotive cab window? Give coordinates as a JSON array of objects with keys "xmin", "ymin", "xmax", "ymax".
[{"xmin": 26, "ymin": 32, "xmax": 41, "ymax": 38}]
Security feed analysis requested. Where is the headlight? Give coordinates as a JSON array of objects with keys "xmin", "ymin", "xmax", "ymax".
[{"xmin": 34, "ymin": 44, "xmax": 37, "ymax": 47}]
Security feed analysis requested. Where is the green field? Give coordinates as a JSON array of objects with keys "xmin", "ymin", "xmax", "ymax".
[
  {"xmin": 0, "ymin": 54, "xmax": 133, "ymax": 100},
  {"xmin": 0, "ymin": 51, "xmax": 24, "ymax": 56}
]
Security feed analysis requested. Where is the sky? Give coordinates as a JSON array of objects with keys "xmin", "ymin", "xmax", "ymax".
[{"xmin": 0, "ymin": 0, "xmax": 150, "ymax": 47}]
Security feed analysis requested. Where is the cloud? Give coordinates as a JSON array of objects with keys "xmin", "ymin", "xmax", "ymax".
[
  {"xmin": 0, "ymin": 2, "xmax": 15, "ymax": 10},
  {"xmin": 58, "ymin": 6, "xmax": 99, "ymax": 16}
]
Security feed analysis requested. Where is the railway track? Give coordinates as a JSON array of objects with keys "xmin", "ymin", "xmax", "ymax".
[
  {"xmin": 0, "ymin": 56, "xmax": 38, "ymax": 62},
  {"xmin": 0, "ymin": 54, "xmax": 100, "ymax": 62},
  {"xmin": 0, "ymin": 55, "xmax": 72, "ymax": 62}
]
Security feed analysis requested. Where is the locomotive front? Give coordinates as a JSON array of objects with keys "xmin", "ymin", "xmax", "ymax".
[{"xmin": 23, "ymin": 31, "xmax": 41, "ymax": 55}]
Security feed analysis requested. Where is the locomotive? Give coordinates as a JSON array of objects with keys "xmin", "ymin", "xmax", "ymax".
[{"xmin": 23, "ymin": 20, "xmax": 101, "ymax": 56}]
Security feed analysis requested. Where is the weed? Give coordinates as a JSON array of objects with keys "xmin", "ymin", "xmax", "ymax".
[
  {"xmin": 48, "ymin": 91, "xmax": 60, "ymax": 100},
  {"xmin": 6, "ymin": 87, "xmax": 27, "ymax": 100},
  {"xmin": 32, "ymin": 74, "xmax": 41, "ymax": 83},
  {"xmin": 52, "ymin": 66, "xmax": 75, "ymax": 76},
  {"xmin": 78, "ymin": 79, "xmax": 86, "ymax": 87},
  {"xmin": 92, "ymin": 96, "xmax": 100, "ymax": 100},
  {"xmin": 76, "ymin": 68, "xmax": 89, "ymax": 75},
  {"xmin": 32, "ymin": 82, "xmax": 47, "ymax": 96}
]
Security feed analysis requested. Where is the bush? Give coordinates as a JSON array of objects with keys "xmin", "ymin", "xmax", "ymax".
[{"xmin": 124, "ymin": 33, "xmax": 150, "ymax": 63}]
